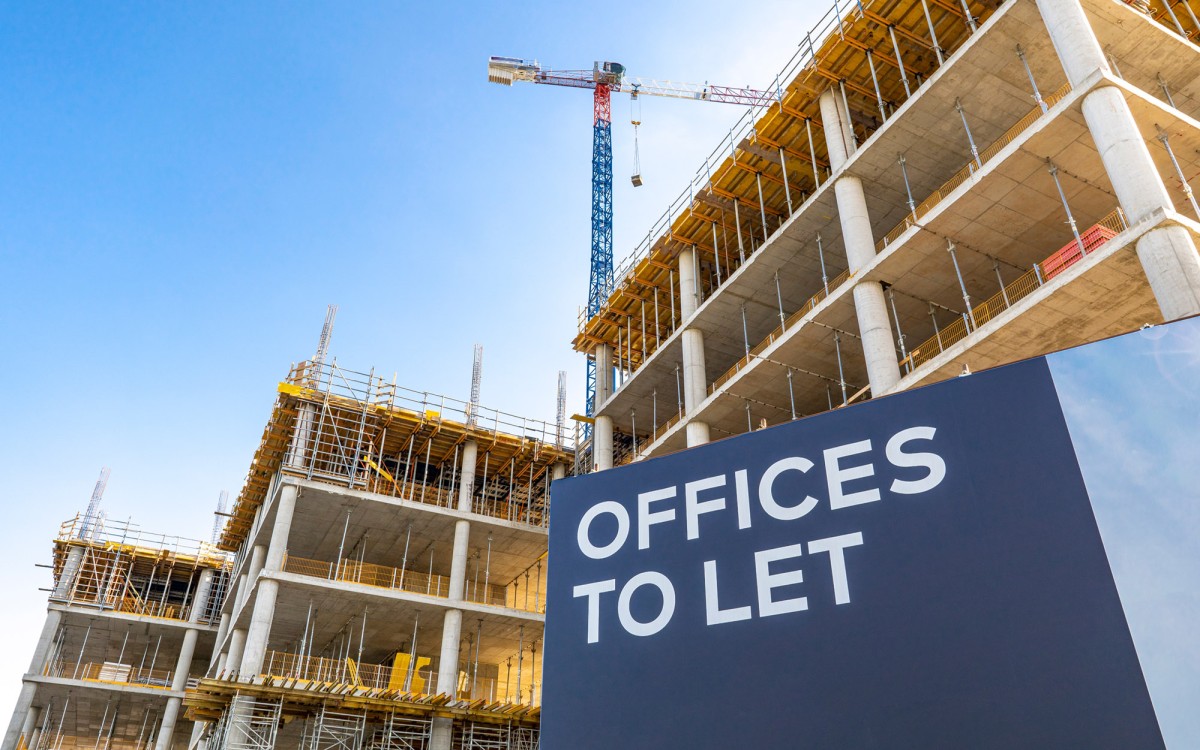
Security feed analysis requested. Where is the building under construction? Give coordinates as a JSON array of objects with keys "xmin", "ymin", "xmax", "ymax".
[
  {"xmin": 576, "ymin": 0, "xmax": 1200, "ymax": 469},
  {"xmin": 4, "ymin": 340, "xmax": 572, "ymax": 750},
  {"xmin": 3, "ymin": 499, "xmax": 232, "ymax": 750},
  {"xmin": 183, "ymin": 353, "xmax": 570, "ymax": 750},
  {"xmin": 7, "ymin": 0, "xmax": 1200, "ymax": 747}
]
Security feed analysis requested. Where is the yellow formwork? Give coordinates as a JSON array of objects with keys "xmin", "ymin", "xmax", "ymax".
[
  {"xmin": 571, "ymin": 0, "xmax": 1196, "ymax": 375},
  {"xmin": 183, "ymin": 676, "xmax": 540, "ymax": 728},
  {"xmin": 572, "ymin": 0, "xmax": 994, "ymax": 369},
  {"xmin": 220, "ymin": 362, "xmax": 573, "ymax": 551}
]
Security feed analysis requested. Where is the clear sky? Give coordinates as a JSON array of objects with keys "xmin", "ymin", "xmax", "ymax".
[
  {"xmin": 0, "ymin": 0, "xmax": 825, "ymax": 715},
  {"xmin": 1049, "ymin": 319, "xmax": 1200, "ymax": 748}
]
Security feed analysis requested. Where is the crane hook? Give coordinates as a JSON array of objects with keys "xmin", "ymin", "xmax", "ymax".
[{"xmin": 631, "ymin": 87, "xmax": 644, "ymax": 187}]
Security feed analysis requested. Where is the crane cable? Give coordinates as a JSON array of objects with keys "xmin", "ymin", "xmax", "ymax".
[{"xmin": 631, "ymin": 87, "xmax": 643, "ymax": 186}]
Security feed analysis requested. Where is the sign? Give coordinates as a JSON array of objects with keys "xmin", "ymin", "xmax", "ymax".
[{"xmin": 543, "ymin": 356, "xmax": 1164, "ymax": 749}]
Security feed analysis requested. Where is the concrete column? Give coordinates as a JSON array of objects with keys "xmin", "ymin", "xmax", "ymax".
[
  {"xmin": 25, "ymin": 609, "xmax": 61, "ymax": 675},
  {"xmin": 435, "ymin": 440, "xmax": 477, "ymax": 704},
  {"xmin": 685, "ymin": 421, "xmax": 711, "ymax": 446},
  {"xmin": 232, "ymin": 573, "xmax": 248, "ymax": 612},
  {"xmin": 24, "ymin": 707, "xmax": 46, "ymax": 750},
  {"xmin": 187, "ymin": 570, "xmax": 215, "ymax": 627},
  {"xmin": 552, "ymin": 463, "xmax": 567, "ymax": 482},
  {"xmin": 678, "ymin": 247, "xmax": 711, "ymax": 446},
  {"xmin": 236, "ymin": 485, "xmax": 298, "ymax": 677},
  {"xmin": 238, "ymin": 580, "xmax": 278, "ymax": 678},
  {"xmin": 262, "ymin": 487, "xmax": 297, "ymax": 573},
  {"xmin": 155, "ymin": 629, "xmax": 199, "ymax": 750},
  {"xmin": 435, "ymin": 609, "xmax": 464, "ymax": 696},
  {"xmin": 678, "ymin": 248, "xmax": 700, "ymax": 320},
  {"xmin": 51, "ymin": 547, "xmax": 84, "ymax": 600},
  {"xmin": 225, "ymin": 629, "xmax": 246, "ymax": 675},
  {"xmin": 593, "ymin": 343, "xmax": 615, "ymax": 471},
  {"xmin": 1037, "ymin": 0, "xmax": 1200, "ymax": 319},
  {"xmin": 187, "ymin": 721, "xmax": 207, "ymax": 750},
  {"xmin": 820, "ymin": 88, "xmax": 902, "ymax": 395},
  {"xmin": 16, "ymin": 706, "xmax": 37, "ymax": 750},
  {"xmin": 232, "ymin": 544, "xmax": 265, "ymax": 613},
  {"xmin": 2, "ymin": 609, "xmax": 63, "ymax": 750},
  {"xmin": 455, "ymin": 441, "xmax": 478, "ymax": 514},
  {"xmin": 155, "ymin": 569, "xmax": 214, "ymax": 750},
  {"xmin": 1, "ymin": 684, "xmax": 36, "ymax": 750},
  {"xmin": 207, "ymin": 614, "xmax": 229, "ymax": 670},
  {"xmin": 681, "ymin": 330, "xmax": 708, "ymax": 414},
  {"xmin": 286, "ymin": 403, "xmax": 316, "ymax": 469},
  {"xmin": 244, "ymin": 546, "xmax": 267, "ymax": 590},
  {"xmin": 430, "ymin": 717, "xmax": 454, "ymax": 750},
  {"xmin": 447, "ymin": 519, "xmax": 471, "ymax": 597}
]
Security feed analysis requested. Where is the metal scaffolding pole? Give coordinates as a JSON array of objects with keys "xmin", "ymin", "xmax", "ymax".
[
  {"xmin": 889, "ymin": 26, "xmax": 913, "ymax": 97},
  {"xmin": 1016, "ymin": 45, "xmax": 1046, "ymax": 113},
  {"xmin": 834, "ymin": 332, "xmax": 848, "ymax": 405},
  {"xmin": 786, "ymin": 369, "xmax": 797, "ymax": 420},
  {"xmin": 920, "ymin": 0, "xmax": 945, "ymax": 64},
  {"xmin": 956, "ymin": 98, "xmax": 981, "ymax": 169},
  {"xmin": 1046, "ymin": 160, "xmax": 1085, "ymax": 256}
]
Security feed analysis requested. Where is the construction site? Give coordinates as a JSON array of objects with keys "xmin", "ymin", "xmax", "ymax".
[{"xmin": 6, "ymin": 0, "xmax": 1200, "ymax": 747}]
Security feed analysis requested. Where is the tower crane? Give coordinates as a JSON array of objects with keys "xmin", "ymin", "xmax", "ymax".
[
  {"xmin": 487, "ymin": 56, "xmax": 774, "ymax": 427},
  {"xmin": 79, "ymin": 466, "xmax": 111, "ymax": 540}
]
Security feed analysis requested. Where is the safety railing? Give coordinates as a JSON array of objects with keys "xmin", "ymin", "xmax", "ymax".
[
  {"xmin": 259, "ymin": 650, "xmax": 536, "ymax": 706},
  {"xmin": 281, "ymin": 555, "xmax": 545, "ymax": 614},
  {"xmin": 281, "ymin": 362, "xmax": 561, "ymax": 530},
  {"xmin": 44, "ymin": 659, "xmax": 177, "ymax": 690},
  {"xmin": 877, "ymin": 83, "xmax": 1073, "ymax": 252},
  {"xmin": 52, "ymin": 544, "xmax": 220, "ymax": 624},
  {"xmin": 25, "ymin": 736, "xmax": 163, "ymax": 750},
  {"xmin": 636, "ymin": 266, "xmax": 856, "ymax": 451},
  {"xmin": 108, "ymin": 597, "xmax": 186, "ymax": 622},
  {"xmin": 603, "ymin": 0, "xmax": 867, "ymax": 295},
  {"xmin": 1131, "ymin": 0, "xmax": 1200, "ymax": 43},
  {"xmin": 645, "ymin": 409, "xmax": 685, "ymax": 448},
  {"xmin": 900, "ymin": 208, "xmax": 1127, "ymax": 372},
  {"xmin": 262, "ymin": 651, "xmax": 411, "ymax": 692},
  {"xmin": 288, "ymin": 360, "xmax": 566, "ymax": 449},
  {"xmin": 583, "ymin": 0, "xmax": 1013, "ymax": 363},
  {"xmin": 355, "ymin": 466, "xmax": 549, "ymax": 529},
  {"xmin": 604, "ymin": 76, "xmax": 1073, "ymax": 393},
  {"xmin": 708, "ymin": 268, "xmax": 854, "ymax": 397},
  {"xmin": 57, "ymin": 514, "xmax": 232, "ymax": 570}
]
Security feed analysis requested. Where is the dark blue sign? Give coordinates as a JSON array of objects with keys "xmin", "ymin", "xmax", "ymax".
[{"xmin": 543, "ymin": 358, "xmax": 1162, "ymax": 749}]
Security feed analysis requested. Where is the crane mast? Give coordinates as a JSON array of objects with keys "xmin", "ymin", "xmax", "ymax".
[
  {"xmin": 589, "ymin": 81, "xmax": 614, "ymax": 428},
  {"xmin": 488, "ymin": 56, "xmax": 770, "ymax": 435},
  {"xmin": 80, "ymin": 466, "xmax": 111, "ymax": 540}
]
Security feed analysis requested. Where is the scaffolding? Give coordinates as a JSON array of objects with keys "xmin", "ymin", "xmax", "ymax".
[
  {"xmin": 209, "ymin": 697, "xmax": 282, "ymax": 750},
  {"xmin": 570, "ymin": 0, "xmax": 1194, "ymax": 379},
  {"xmin": 365, "ymin": 714, "xmax": 431, "ymax": 750},
  {"xmin": 454, "ymin": 724, "xmax": 538, "ymax": 750},
  {"xmin": 573, "ymin": 0, "xmax": 996, "ymax": 368},
  {"xmin": 299, "ymin": 706, "xmax": 366, "ymax": 750},
  {"xmin": 278, "ymin": 553, "xmax": 544, "ymax": 615},
  {"xmin": 220, "ymin": 360, "xmax": 573, "ymax": 551},
  {"xmin": 23, "ymin": 695, "xmax": 163, "ymax": 750},
  {"xmin": 50, "ymin": 515, "xmax": 231, "ymax": 623},
  {"xmin": 185, "ymin": 679, "xmax": 540, "ymax": 736}
]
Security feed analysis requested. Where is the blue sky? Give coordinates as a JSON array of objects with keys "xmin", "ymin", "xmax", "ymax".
[
  {"xmin": 0, "ymin": 0, "xmax": 825, "ymax": 713},
  {"xmin": 1049, "ymin": 319, "xmax": 1200, "ymax": 748}
]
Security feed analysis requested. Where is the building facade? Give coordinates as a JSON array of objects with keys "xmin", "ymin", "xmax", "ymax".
[
  {"xmin": 5, "ymin": 356, "xmax": 571, "ymax": 750},
  {"xmin": 576, "ymin": 0, "xmax": 1200, "ymax": 469},
  {"xmin": 186, "ymin": 360, "xmax": 570, "ymax": 750},
  {"xmin": 3, "ymin": 516, "xmax": 230, "ymax": 750},
  {"xmin": 10, "ymin": 0, "xmax": 1200, "ymax": 747}
]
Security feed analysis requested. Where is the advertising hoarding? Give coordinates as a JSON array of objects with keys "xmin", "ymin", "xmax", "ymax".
[{"xmin": 543, "ymin": 318, "xmax": 1200, "ymax": 748}]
